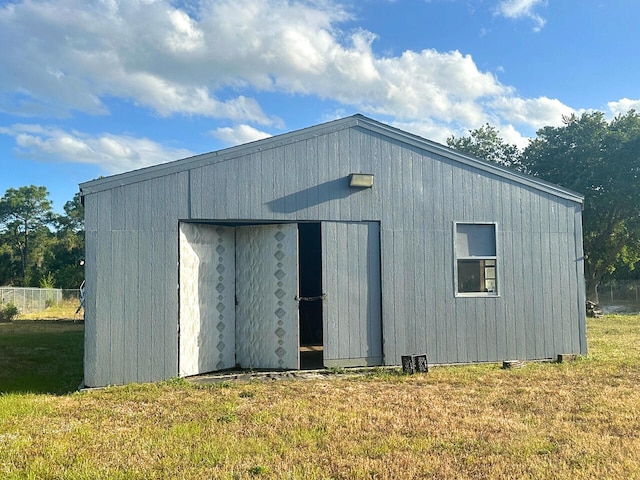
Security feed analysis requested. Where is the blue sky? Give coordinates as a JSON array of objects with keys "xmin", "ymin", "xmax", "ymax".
[{"xmin": 1, "ymin": 0, "xmax": 639, "ymax": 213}]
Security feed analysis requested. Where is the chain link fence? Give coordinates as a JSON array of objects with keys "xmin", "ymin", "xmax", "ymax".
[
  {"xmin": 3, "ymin": 283, "xmax": 637, "ymax": 315},
  {"xmin": 0, "ymin": 287, "xmax": 81, "ymax": 314},
  {"xmin": 597, "ymin": 281, "xmax": 640, "ymax": 314}
]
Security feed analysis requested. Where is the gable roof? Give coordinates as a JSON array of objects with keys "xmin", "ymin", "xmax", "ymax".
[{"xmin": 79, "ymin": 114, "xmax": 583, "ymax": 204}]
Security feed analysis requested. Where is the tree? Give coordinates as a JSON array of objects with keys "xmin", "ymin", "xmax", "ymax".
[
  {"xmin": 49, "ymin": 192, "xmax": 85, "ymax": 289},
  {"xmin": 56, "ymin": 192, "xmax": 84, "ymax": 234},
  {"xmin": 447, "ymin": 124, "xmax": 523, "ymax": 171},
  {"xmin": 0, "ymin": 244, "xmax": 20, "ymax": 286},
  {"xmin": 522, "ymin": 111, "xmax": 640, "ymax": 302},
  {"xmin": 0, "ymin": 187, "xmax": 85, "ymax": 288},
  {"xmin": 0, "ymin": 186, "xmax": 54, "ymax": 286}
]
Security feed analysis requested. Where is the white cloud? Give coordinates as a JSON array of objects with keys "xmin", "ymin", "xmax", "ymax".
[
  {"xmin": 0, "ymin": 0, "xmax": 279, "ymax": 123},
  {"xmin": 0, "ymin": 124, "xmax": 194, "ymax": 174},
  {"xmin": 389, "ymin": 119, "xmax": 456, "ymax": 145},
  {"xmin": 369, "ymin": 49, "xmax": 507, "ymax": 124},
  {"xmin": 495, "ymin": 0, "xmax": 547, "ymax": 32},
  {"xmin": 490, "ymin": 96, "xmax": 575, "ymax": 130},
  {"xmin": 210, "ymin": 124, "xmax": 272, "ymax": 146},
  {"xmin": 607, "ymin": 98, "xmax": 640, "ymax": 117},
  {"xmin": 0, "ymin": 0, "xmax": 507, "ymax": 122},
  {"xmin": 0, "ymin": 0, "xmax": 574, "ymax": 155},
  {"xmin": 495, "ymin": 123, "xmax": 531, "ymax": 150}
]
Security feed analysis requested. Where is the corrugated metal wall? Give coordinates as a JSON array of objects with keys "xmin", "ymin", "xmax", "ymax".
[{"xmin": 83, "ymin": 122, "xmax": 585, "ymax": 387}]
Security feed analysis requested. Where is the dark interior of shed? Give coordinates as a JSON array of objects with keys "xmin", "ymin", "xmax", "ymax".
[{"xmin": 298, "ymin": 222, "xmax": 324, "ymax": 369}]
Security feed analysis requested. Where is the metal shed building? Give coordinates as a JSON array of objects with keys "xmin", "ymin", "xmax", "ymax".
[{"xmin": 80, "ymin": 114, "xmax": 586, "ymax": 388}]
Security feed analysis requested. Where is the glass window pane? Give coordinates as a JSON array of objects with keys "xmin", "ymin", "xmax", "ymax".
[
  {"xmin": 456, "ymin": 224, "xmax": 496, "ymax": 257},
  {"xmin": 458, "ymin": 259, "xmax": 483, "ymax": 293},
  {"xmin": 458, "ymin": 259, "xmax": 497, "ymax": 293}
]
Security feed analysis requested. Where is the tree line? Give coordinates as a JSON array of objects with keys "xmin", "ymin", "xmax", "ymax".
[
  {"xmin": 0, "ymin": 186, "xmax": 84, "ymax": 289},
  {"xmin": 447, "ymin": 109, "xmax": 640, "ymax": 302}
]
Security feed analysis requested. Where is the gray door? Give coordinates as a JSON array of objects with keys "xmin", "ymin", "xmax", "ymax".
[
  {"xmin": 235, "ymin": 224, "xmax": 300, "ymax": 369},
  {"xmin": 322, "ymin": 221, "xmax": 382, "ymax": 367},
  {"xmin": 179, "ymin": 224, "xmax": 236, "ymax": 376}
]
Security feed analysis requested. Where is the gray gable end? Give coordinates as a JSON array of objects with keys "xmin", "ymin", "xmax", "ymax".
[{"xmin": 80, "ymin": 114, "xmax": 584, "ymax": 206}]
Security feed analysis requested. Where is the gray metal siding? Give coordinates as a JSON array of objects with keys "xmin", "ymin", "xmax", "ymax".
[
  {"xmin": 189, "ymin": 130, "xmax": 386, "ymax": 222},
  {"xmin": 83, "ymin": 173, "xmax": 189, "ymax": 387},
  {"xmin": 83, "ymin": 121, "xmax": 586, "ymax": 387},
  {"xmin": 322, "ymin": 221, "xmax": 382, "ymax": 366}
]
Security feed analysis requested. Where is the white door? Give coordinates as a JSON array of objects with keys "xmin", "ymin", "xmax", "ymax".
[
  {"xmin": 179, "ymin": 224, "xmax": 236, "ymax": 376},
  {"xmin": 322, "ymin": 221, "xmax": 382, "ymax": 367},
  {"xmin": 235, "ymin": 224, "xmax": 300, "ymax": 369}
]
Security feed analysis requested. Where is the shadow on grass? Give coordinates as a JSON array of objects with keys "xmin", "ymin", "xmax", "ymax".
[{"xmin": 0, "ymin": 321, "xmax": 84, "ymax": 395}]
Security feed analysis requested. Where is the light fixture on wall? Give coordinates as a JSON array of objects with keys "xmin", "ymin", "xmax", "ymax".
[{"xmin": 349, "ymin": 173, "xmax": 374, "ymax": 188}]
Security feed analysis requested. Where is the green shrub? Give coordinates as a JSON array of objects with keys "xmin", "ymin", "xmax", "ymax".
[
  {"xmin": 0, "ymin": 302, "xmax": 19, "ymax": 323},
  {"xmin": 39, "ymin": 272, "xmax": 56, "ymax": 289}
]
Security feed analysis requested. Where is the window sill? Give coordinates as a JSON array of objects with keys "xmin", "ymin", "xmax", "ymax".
[{"xmin": 455, "ymin": 292, "xmax": 500, "ymax": 298}]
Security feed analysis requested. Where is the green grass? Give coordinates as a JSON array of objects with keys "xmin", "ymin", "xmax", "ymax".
[
  {"xmin": 0, "ymin": 316, "xmax": 639, "ymax": 479},
  {"xmin": 0, "ymin": 320, "xmax": 84, "ymax": 394}
]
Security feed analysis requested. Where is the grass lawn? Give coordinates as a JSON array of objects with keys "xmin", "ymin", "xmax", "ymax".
[
  {"xmin": 0, "ymin": 320, "xmax": 84, "ymax": 394},
  {"xmin": 1, "ymin": 316, "xmax": 639, "ymax": 479}
]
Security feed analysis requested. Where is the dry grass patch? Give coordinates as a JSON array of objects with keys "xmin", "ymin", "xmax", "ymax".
[
  {"xmin": 16, "ymin": 299, "xmax": 83, "ymax": 321},
  {"xmin": 1, "ymin": 316, "xmax": 640, "ymax": 479}
]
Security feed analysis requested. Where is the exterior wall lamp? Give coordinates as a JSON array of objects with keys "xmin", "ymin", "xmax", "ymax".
[{"xmin": 349, "ymin": 173, "xmax": 374, "ymax": 188}]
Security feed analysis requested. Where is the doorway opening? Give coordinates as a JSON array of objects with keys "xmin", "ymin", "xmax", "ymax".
[{"xmin": 298, "ymin": 222, "xmax": 323, "ymax": 369}]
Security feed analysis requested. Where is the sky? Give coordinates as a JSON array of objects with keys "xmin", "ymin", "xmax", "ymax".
[{"xmin": 1, "ymin": 0, "xmax": 639, "ymax": 213}]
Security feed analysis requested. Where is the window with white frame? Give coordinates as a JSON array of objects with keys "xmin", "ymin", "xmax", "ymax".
[{"xmin": 455, "ymin": 223, "xmax": 497, "ymax": 295}]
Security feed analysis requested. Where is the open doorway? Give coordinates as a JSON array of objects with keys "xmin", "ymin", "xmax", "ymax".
[{"xmin": 298, "ymin": 223, "xmax": 323, "ymax": 369}]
